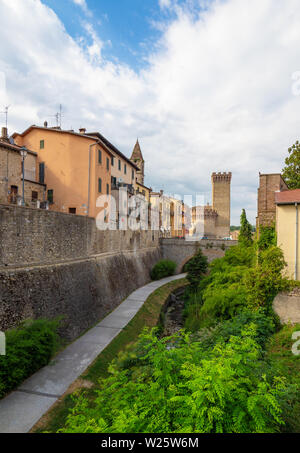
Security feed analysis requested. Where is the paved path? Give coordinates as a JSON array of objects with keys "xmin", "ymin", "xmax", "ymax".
[{"xmin": 0, "ymin": 274, "xmax": 186, "ymax": 433}]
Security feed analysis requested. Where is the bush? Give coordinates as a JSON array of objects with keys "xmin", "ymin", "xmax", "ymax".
[
  {"xmin": 185, "ymin": 249, "xmax": 208, "ymax": 290},
  {"xmin": 150, "ymin": 260, "xmax": 176, "ymax": 280},
  {"xmin": 0, "ymin": 319, "xmax": 61, "ymax": 398},
  {"xmin": 59, "ymin": 327, "xmax": 286, "ymax": 433}
]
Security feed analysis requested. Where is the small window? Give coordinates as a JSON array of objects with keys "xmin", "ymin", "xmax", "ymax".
[
  {"xmin": 111, "ymin": 156, "xmax": 114, "ymax": 166},
  {"xmin": 32, "ymin": 191, "xmax": 38, "ymax": 201},
  {"xmin": 124, "ymin": 164, "xmax": 127, "ymax": 175},
  {"xmin": 98, "ymin": 178, "xmax": 102, "ymax": 193},
  {"xmin": 106, "ymin": 184, "xmax": 109, "ymax": 195},
  {"xmin": 132, "ymin": 169, "xmax": 134, "ymax": 180},
  {"xmin": 69, "ymin": 208, "xmax": 76, "ymax": 214},
  {"xmin": 98, "ymin": 149, "xmax": 102, "ymax": 164},
  {"xmin": 106, "ymin": 157, "xmax": 109, "ymax": 171},
  {"xmin": 39, "ymin": 163, "xmax": 45, "ymax": 184},
  {"xmin": 47, "ymin": 189, "xmax": 54, "ymax": 204},
  {"xmin": 40, "ymin": 140, "xmax": 44, "ymax": 149},
  {"xmin": 118, "ymin": 159, "xmax": 121, "ymax": 171}
]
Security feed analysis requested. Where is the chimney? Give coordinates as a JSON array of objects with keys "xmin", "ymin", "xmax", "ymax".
[
  {"xmin": 44, "ymin": 121, "xmax": 48, "ymax": 128},
  {"xmin": 79, "ymin": 128, "xmax": 86, "ymax": 134},
  {"xmin": 1, "ymin": 127, "xmax": 8, "ymax": 142}
]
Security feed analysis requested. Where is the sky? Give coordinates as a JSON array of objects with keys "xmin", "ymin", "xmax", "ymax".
[{"xmin": 1, "ymin": 0, "xmax": 300, "ymax": 225}]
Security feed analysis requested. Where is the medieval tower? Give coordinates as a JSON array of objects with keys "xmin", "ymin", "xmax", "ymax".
[
  {"xmin": 130, "ymin": 139, "xmax": 145, "ymax": 185},
  {"xmin": 211, "ymin": 172, "xmax": 232, "ymax": 238}
]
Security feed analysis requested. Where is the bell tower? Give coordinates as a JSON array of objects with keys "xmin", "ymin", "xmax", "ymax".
[{"xmin": 130, "ymin": 139, "xmax": 144, "ymax": 185}]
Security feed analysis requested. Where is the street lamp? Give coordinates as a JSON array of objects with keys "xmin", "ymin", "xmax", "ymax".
[{"xmin": 20, "ymin": 146, "xmax": 28, "ymax": 206}]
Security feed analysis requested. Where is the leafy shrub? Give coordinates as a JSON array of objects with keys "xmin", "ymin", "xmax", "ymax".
[
  {"xmin": 185, "ymin": 249, "xmax": 208, "ymax": 290},
  {"xmin": 257, "ymin": 225, "xmax": 277, "ymax": 251},
  {"xmin": 245, "ymin": 246, "xmax": 290, "ymax": 313},
  {"xmin": 150, "ymin": 260, "xmax": 176, "ymax": 280},
  {"xmin": 0, "ymin": 319, "xmax": 61, "ymax": 398},
  {"xmin": 59, "ymin": 327, "xmax": 286, "ymax": 433}
]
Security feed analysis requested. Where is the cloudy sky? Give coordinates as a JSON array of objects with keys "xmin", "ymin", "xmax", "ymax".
[{"xmin": 1, "ymin": 0, "xmax": 300, "ymax": 225}]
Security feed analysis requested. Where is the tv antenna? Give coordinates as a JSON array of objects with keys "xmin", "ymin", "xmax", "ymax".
[
  {"xmin": 45, "ymin": 104, "xmax": 64, "ymax": 128},
  {"xmin": 0, "ymin": 105, "xmax": 10, "ymax": 129}
]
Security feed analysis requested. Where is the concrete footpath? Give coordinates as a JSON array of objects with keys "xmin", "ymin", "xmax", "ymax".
[{"xmin": 0, "ymin": 273, "xmax": 186, "ymax": 433}]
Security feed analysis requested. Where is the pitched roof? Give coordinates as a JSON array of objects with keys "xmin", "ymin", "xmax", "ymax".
[
  {"xmin": 275, "ymin": 189, "xmax": 300, "ymax": 205},
  {"xmin": 86, "ymin": 132, "xmax": 139, "ymax": 170},
  {"xmin": 131, "ymin": 139, "xmax": 144, "ymax": 162},
  {"xmin": 0, "ymin": 138, "xmax": 37, "ymax": 156}
]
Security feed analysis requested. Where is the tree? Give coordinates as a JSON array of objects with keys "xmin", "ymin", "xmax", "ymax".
[
  {"xmin": 238, "ymin": 209, "xmax": 253, "ymax": 247},
  {"xmin": 186, "ymin": 248, "xmax": 208, "ymax": 290},
  {"xmin": 282, "ymin": 140, "xmax": 300, "ymax": 189}
]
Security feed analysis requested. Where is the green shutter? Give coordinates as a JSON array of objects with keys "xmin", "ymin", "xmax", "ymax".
[
  {"xmin": 98, "ymin": 150, "xmax": 102, "ymax": 164},
  {"xmin": 98, "ymin": 178, "xmax": 102, "ymax": 193}
]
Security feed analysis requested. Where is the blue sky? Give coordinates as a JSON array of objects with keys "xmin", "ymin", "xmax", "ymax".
[
  {"xmin": 1, "ymin": 0, "xmax": 300, "ymax": 224},
  {"xmin": 43, "ymin": 0, "xmax": 187, "ymax": 70}
]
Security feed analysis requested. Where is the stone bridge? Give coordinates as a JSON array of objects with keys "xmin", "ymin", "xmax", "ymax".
[{"xmin": 160, "ymin": 238, "xmax": 238, "ymax": 273}]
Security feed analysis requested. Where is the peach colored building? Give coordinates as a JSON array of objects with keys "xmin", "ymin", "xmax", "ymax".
[{"xmin": 13, "ymin": 125, "xmax": 113, "ymax": 218}]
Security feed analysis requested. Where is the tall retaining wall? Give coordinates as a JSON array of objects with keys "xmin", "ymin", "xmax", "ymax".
[{"xmin": 0, "ymin": 204, "xmax": 161, "ymax": 340}]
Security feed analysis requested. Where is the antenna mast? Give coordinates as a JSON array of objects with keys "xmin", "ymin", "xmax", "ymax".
[{"xmin": 1, "ymin": 105, "xmax": 10, "ymax": 129}]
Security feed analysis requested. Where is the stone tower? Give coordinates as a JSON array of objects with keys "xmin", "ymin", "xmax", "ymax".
[
  {"xmin": 130, "ymin": 139, "xmax": 144, "ymax": 185},
  {"xmin": 211, "ymin": 172, "xmax": 232, "ymax": 238}
]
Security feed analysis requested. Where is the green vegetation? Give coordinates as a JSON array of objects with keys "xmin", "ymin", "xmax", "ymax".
[
  {"xmin": 257, "ymin": 224, "xmax": 277, "ymax": 251},
  {"xmin": 150, "ymin": 259, "xmax": 176, "ymax": 280},
  {"xmin": 38, "ymin": 209, "xmax": 299, "ymax": 434},
  {"xmin": 0, "ymin": 319, "xmax": 61, "ymax": 398},
  {"xmin": 238, "ymin": 209, "xmax": 253, "ymax": 247},
  {"xmin": 59, "ymin": 326, "xmax": 285, "ymax": 433},
  {"xmin": 34, "ymin": 279, "xmax": 187, "ymax": 433},
  {"xmin": 185, "ymin": 248, "xmax": 208, "ymax": 290},
  {"xmin": 282, "ymin": 140, "xmax": 300, "ymax": 189}
]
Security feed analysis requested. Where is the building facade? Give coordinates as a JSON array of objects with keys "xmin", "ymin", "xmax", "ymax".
[
  {"xmin": 275, "ymin": 189, "xmax": 300, "ymax": 281},
  {"xmin": 0, "ymin": 127, "xmax": 46, "ymax": 208},
  {"xmin": 257, "ymin": 173, "xmax": 289, "ymax": 232},
  {"xmin": 190, "ymin": 172, "xmax": 232, "ymax": 238},
  {"xmin": 13, "ymin": 125, "xmax": 113, "ymax": 218}
]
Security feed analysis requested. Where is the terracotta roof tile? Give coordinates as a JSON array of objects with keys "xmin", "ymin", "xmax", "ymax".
[{"xmin": 275, "ymin": 189, "xmax": 300, "ymax": 204}]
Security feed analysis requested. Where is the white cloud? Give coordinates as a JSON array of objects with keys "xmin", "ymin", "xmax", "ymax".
[
  {"xmin": 72, "ymin": 0, "xmax": 92, "ymax": 17},
  {"xmin": 1, "ymin": 0, "xmax": 300, "ymax": 224},
  {"xmin": 159, "ymin": 0, "xmax": 172, "ymax": 9}
]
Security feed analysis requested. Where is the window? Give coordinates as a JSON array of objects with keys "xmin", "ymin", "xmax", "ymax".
[
  {"xmin": 111, "ymin": 156, "xmax": 114, "ymax": 166},
  {"xmin": 106, "ymin": 184, "xmax": 109, "ymax": 195},
  {"xmin": 32, "ymin": 191, "xmax": 38, "ymax": 201},
  {"xmin": 106, "ymin": 157, "xmax": 110, "ymax": 171},
  {"xmin": 98, "ymin": 178, "xmax": 102, "ymax": 193},
  {"xmin": 40, "ymin": 140, "xmax": 44, "ymax": 149},
  {"xmin": 69, "ymin": 208, "xmax": 76, "ymax": 214},
  {"xmin": 111, "ymin": 176, "xmax": 117, "ymax": 187},
  {"xmin": 124, "ymin": 164, "xmax": 127, "ymax": 175},
  {"xmin": 98, "ymin": 149, "xmax": 102, "ymax": 164},
  {"xmin": 132, "ymin": 169, "xmax": 134, "ymax": 180},
  {"xmin": 39, "ymin": 163, "xmax": 45, "ymax": 184},
  {"xmin": 118, "ymin": 159, "xmax": 121, "ymax": 171},
  {"xmin": 47, "ymin": 189, "xmax": 54, "ymax": 204}
]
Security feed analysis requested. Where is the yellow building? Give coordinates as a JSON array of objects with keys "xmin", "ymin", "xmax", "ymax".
[
  {"xmin": 275, "ymin": 189, "xmax": 300, "ymax": 281},
  {"xmin": 13, "ymin": 125, "xmax": 113, "ymax": 218}
]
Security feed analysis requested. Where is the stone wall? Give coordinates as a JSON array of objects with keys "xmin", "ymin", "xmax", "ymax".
[
  {"xmin": 273, "ymin": 288, "xmax": 300, "ymax": 325},
  {"xmin": 0, "ymin": 204, "xmax": 159, "ymax": 267},
  {"xmin": 0, "ymin": 204, "xmax": 161, "ymax": 339},
  {"xmin": 161, "ymin": 238, "xmax": 237, "ymax": 273}
]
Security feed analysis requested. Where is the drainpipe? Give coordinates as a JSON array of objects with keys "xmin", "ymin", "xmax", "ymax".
[
  {"xmin": 87, "ymin": 141, "xmax": 100, "ymax": 217},
  {"xmin": 296, "ymin": 202, "xmax": 299, "ymax": 281}
]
